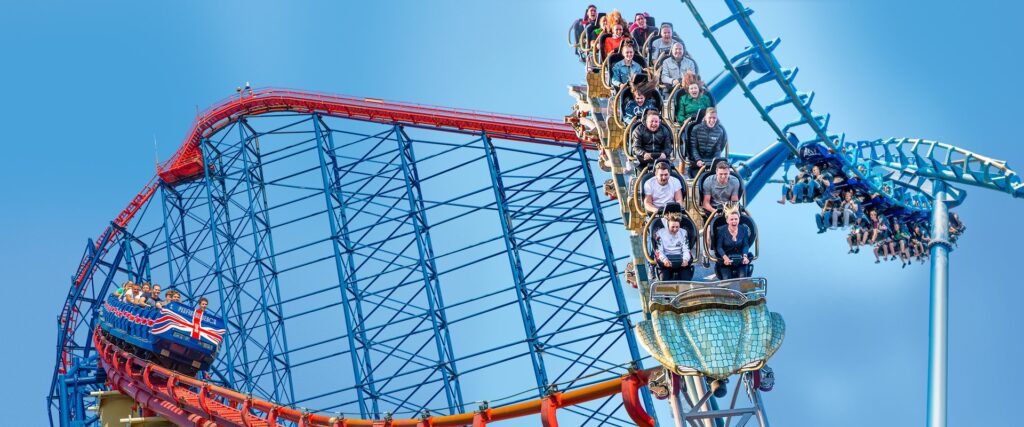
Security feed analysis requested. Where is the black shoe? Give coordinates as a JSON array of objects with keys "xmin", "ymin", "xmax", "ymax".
[
  {"xmin": 874, "ymin": 260, "xmax": 880, "ymax": 264},
  {"xmin": 817, "ymin": 229, "xmax": 826, "ymax": 234},
  {"xmin": 854, "ymin": 248, "xmax": 860, "ymax": 254},
  {"xmin": 848, "ymin": 249, "xmax": 855, "ymax": 254}
]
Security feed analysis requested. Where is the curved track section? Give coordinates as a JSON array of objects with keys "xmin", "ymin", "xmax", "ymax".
[
  {"xmin": 682, "ymin": 0, "xmax": 961, "ymax": 210},
  {"xmin": 51, "ymin": 89, "xmax": 652, "ymax": 427},
  {"xmin": 95, "ymin": 330, "xmax": 656, "ymax": 427}
]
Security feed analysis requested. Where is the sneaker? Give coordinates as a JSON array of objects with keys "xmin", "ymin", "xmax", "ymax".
[
  {"xmin": 854, "ymin": 248, "xmax": 860, "ymax": 254},
  {"xmin": 874, "ymin": 260, "xmax": 880, "ymax": 264},
  {"xmin": 848, "ymin": 249, "xmax": 855, "ymax": 254}
]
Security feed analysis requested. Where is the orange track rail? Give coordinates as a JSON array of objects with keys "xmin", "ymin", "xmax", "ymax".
[{"xmin": 95, "ymin": 330, "xmax": 655, "ymax": 427}]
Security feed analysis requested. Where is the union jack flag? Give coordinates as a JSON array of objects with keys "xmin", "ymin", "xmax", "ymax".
[{"xmin": 152, "ymin": 306, "xmax": 225, "ymax": 346}]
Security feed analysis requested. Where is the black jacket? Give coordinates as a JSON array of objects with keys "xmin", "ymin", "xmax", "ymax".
[
  {"xmin": 630, "ymin": 124, "xmax": 673, "ymax": 160},
  {"xmin": 689, "ymin": 123, "xmax": 727, "ymax": 163}
]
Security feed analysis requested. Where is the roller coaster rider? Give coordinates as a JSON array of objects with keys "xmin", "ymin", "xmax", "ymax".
[
  {"xmin": 630, "ymin": 109, "xmax": 673, "ymax": 170},
  {"xmin": 644, "ymin": 160, "xmax": 685, "ymax": 214},
  {"xmin": 688, "ymin": 107, "xmax": 726, "ymax": 176},
  {"xmin": 648, "ymin": 23, "xmax": 676, "ymax": 62},
  {"xmin": 702, "ymin": 161, "xmax": 741, "ymax": 214},
  {"xmin": 660, "ymin": 41, "xmax": 698, "ymax": 88},
  {"xmin": 715, "ymin": 208, "xmax": 753, "ymax": 279},
  {"xmin": 656, "ymin": 213, "xmax": 694, "ymax": 281},
  {"xmin": 611, "ymin": 42, "xmax": 643, "ymax": 89},
  {"xmin": 623, "ymin": 81, "xmax": 658, "ymax": 124}
]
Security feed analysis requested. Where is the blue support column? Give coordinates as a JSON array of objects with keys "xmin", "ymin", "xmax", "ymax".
[
  {"xmin": 159, "ymin": 182, "xmax": 201, "ymax": 303},
  {"xmin": 481, "ymin": 132, "xmax": 551, "ymax": 394},
  {"xmin": 312, "ymin": 114, "xmax": 380, "ymax": 418},
  {"xmin": 394, "ymin": 125, "xmax": 464, "ymax": 413},
  {"xmin": 575, "ymin": 144, "xmax": 659, "ymax": 424},
  {"xmin": 926, "ymin": 181, "xmax": 950, "ymax": 427},
  {"xmin": 739, "ymin": 136, "xmax": 794, "ymax": 202},
  {"xmin": 199, "ymin": 137, "xmax": 242, "ymax": 388},
  {"xmin": 237, "ymin": 119, "xmax": 295, "ymax": 403}
]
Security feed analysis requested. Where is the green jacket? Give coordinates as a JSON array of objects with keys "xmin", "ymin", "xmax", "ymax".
[{"xmin": 676, "ymin": 94, "xmax": 712, "ymax": 123}]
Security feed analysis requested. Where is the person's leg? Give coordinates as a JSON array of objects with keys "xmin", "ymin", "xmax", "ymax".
[
  {"xmin": 679, "ymin": 266, "xmax": 694, "ymax": 281},
  {"xmin": 815, "ymin": 213, "xmax": 827, "ymax": 233},
  {"xmin": 874, "ymin": 245, "xmax": 882, "ymax": 263},
  {"xmin": 792, "ymin": 182, "xmax": 806, "ymax": 202}
]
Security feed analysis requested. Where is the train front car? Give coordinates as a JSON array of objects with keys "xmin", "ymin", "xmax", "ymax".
[
  {"xmin": 98, "ymin": 296, "xmax": 224, "ymax": 375},
  {"xmin": 635, "ymin": 278, "xmax": 784, "ymax": 380}
]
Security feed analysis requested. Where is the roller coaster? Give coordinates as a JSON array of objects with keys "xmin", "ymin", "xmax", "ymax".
[{"xmin": 50, "ymin": 1, "xmax": 1022, "ymax": 427}]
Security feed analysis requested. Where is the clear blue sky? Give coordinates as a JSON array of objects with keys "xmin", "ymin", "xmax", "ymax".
[{"xmin": 1, "ymin": 0, "xmax": 1022, "ymax": 425}]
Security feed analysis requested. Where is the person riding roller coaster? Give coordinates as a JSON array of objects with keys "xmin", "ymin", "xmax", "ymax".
[
  {"xmin": 660, "ymin": 41, "xmax": 698, "ymax": 89},
  {"xmin": 715, "ymin": 206, "xmax": 753, "ymax": 280},
  {"xmin": 622, "ymin": 81, "xmax": 658, "ymax": 124},
  {"xmin": 629, "ymin": 13, "xmax": 655, "ymax": 50},
  {"xmin": 676, "ymin": 82, "xmax": 712, "ymax": 124},
  {"xmin": 611, "ymin": 42, "xmax": 643, "ymax": 89},
  {"xmin": 603, "ymin": 23, "xmax": 628, "ymax": 60},
  {"xmin": 647, "ymin": 23, "xmax": 677, "ymax": 62},
  {"xmin": 644, "ymin": 161, "xmax": 685, "ymax": 215},
  {"xmin": 688, "ymin": 108, "xmax": 726, "ymax": 176},
  {"xmin": 702, "ymin": 161, "xmax": 741, "ymax": 214},
  {"xmin": 656, "ymin": 213, "xmax": 694, "ymax": 281},
  {"xmin": 630, "ymin": 109, "xmax": 673, "ymax": 170}
]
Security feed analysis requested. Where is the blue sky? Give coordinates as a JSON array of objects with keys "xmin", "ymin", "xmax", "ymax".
[{"xmin": 1, "ymin": 1, "xmax": 1022, "ymax": 425}]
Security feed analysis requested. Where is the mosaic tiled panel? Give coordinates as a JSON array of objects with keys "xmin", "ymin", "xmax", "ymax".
[{"xmin": 635, "ymin": 304, "xmax": 785, "ymax": 379}]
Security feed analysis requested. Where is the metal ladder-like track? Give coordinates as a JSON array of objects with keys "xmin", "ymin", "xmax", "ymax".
[{"xmin": 681, "ymin": 0, "xmax": 941, "ymax": 210}]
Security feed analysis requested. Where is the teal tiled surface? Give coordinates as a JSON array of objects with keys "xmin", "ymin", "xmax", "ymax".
[{"xmin": 636, "ymin": 303, "xmax": 785, "ymax": 379}]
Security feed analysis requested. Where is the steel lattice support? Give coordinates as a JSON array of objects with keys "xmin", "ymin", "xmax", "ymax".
[
  {"xmin": 199, "ymin": 131, "xmax": 296, "ymax": 403},
  {"xmin": 51, "ymin": 108, "xmax": 653, "ymax": 427}
]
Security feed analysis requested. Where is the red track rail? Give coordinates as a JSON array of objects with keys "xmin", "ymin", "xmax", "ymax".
[
  {"xmin": 61, "ymin": 89, "xmax": 591, "ymax": 373},
  {"xmin": 95, "ymin": 330, "xmax": 655, "ymax": 427}
]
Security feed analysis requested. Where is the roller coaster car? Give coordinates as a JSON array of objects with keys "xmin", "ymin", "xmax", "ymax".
[
  {"xmin": 98, "ymin": 295, "xmax": 224, "ymax": 376},
  {"xmin": 797, "ymin": 143, "xmax": 844, "ymax": 172},
  {"xmin": 600, "ymin": 50, "xmax": 649, "ymax": 91},
  {"xmin": 623, "ymin": 118, "xmax": 676, "ymax": 166},
  {"xmin": 632, "ymin": 166, "xmax": 687, "ymax": 217},
  {"xmin": 610, "ymin": 85, "xmax": 664, "ymax": 129},
  {"xmin": 642, "ymin": 202, "xmax": 699, "ymax": 278},
  {"xmin": 703, "ymin": 204, "xmax": 758, "ymax": 266},
  {"xmin": 635, "ymin": 276, "xmax": 785, "ymax": 379},
  {"xmin": 666, "ymin": 85, "xmax": 716, "ymax": 126},
  {"xmin": 691, "ymin": 160, "xmax": 745, "ymax": 215}
]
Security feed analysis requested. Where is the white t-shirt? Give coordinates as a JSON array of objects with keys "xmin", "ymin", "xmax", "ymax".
[{"xmin": 644, "ymin": 176, "xmax": 683, "ymax": 209}]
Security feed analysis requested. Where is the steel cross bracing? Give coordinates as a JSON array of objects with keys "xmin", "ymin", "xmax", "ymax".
[{"xmin": 50, "ymin": 101, "xmax": 660, "ymax": 426}]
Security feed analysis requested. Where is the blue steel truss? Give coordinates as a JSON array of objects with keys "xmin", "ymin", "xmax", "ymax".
[{"xmin": 49, "ymin": 111, "xmax": 657, "ymax": 426}]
